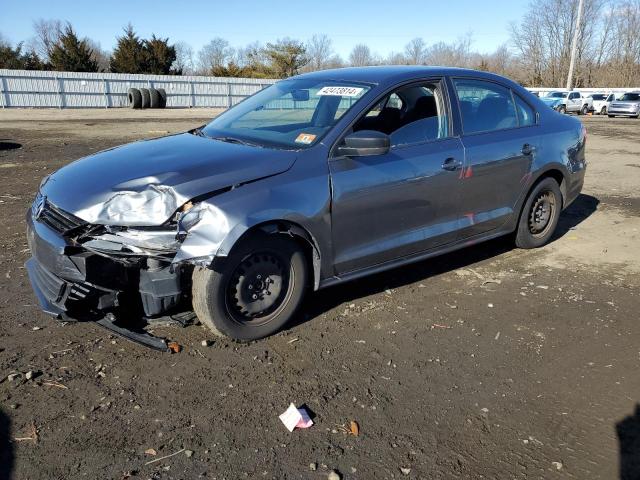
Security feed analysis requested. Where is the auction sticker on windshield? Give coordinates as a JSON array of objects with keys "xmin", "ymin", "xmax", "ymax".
[
  {"xmin": 317, "ymin": 86, "xmax": 364, "ymax": 97},
  {"xmin": 295, "ymin": 133, "xmax": 317, "ymax": 144}
]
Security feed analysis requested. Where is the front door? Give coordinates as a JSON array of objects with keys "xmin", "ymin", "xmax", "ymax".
[{"xmin": 329, "ymin": 80, "xmax": 465, "ymax": 274}]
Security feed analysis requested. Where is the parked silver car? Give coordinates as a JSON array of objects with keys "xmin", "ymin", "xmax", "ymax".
[
  {"xmin": 608, "ymin": 91, "xmax": 640, "ymax": 118},
  {"xmin": 26, "ymin": 67, "xmax": 587, "ymax": 347}
]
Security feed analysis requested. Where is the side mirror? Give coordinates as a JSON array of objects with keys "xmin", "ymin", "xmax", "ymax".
[{"xmin": 336, "ymin": 130, "xmax": 390, "ymax": 157}]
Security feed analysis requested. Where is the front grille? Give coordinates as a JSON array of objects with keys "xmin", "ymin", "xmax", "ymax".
[{"xmin": 35, "ymin": 197, "xmax": 86, "ymax": 235}]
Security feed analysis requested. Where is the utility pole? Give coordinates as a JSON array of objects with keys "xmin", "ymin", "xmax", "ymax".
[{"xmin": 566, "ymin": 0, "xmax": 585, "ymax": 90}]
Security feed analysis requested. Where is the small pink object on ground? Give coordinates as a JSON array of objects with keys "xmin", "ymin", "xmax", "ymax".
[{"xmin": 279, "ymin": 403, "xmax": 313, "ymax": 432}]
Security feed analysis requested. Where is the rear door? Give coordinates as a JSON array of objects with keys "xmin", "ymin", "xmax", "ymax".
[
  {"xmin": 329, "ymin": 79, "xmax": 464, "ymax": 274},
  {"xmin": 451, "ymin": 78, "xmax": 538, "ymax": 238}
]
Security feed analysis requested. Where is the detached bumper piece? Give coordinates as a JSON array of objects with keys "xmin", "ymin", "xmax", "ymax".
[{"xmin": 26, "ymin": 206, "xmax": 188, "ymax": 351}]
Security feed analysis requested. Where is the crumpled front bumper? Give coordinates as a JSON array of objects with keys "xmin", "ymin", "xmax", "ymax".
[{"xmin": 25, "ymin": 209, "xmax": 187, "ymax": 350}]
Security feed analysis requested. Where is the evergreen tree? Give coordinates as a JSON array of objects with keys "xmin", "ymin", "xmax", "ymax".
[
  {"xmin": 263, "ymin": 39, "xmax": 308, "ymax": 78},
  {"xmin": 110, "ymin": 24, "xmax": 146, "ymax": 73},
  {"xmin": 0, "ymin": 42, "xmax": 24, "ymax": 69},
  {"xmin": 22, "ymin": 49, "xmax": 47, "ymax": 70},
  {"xmin": 144, "ymin": 35, "xmax": 177, "ymax": 74},
  {"xmin": 48, "ymin": 24, "xmax": 98, "ymax": 72}
]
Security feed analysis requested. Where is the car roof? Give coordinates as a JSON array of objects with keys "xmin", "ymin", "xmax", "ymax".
[{"xmin": 291, "ymin": 65, "xmax": 520, "ymax": 87}]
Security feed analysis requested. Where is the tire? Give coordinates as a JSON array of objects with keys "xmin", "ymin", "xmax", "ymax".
[
  {"xmin": 580, "ymin": 104, "xmax": 589, "ymax": 115},
  {"xmin": 140, "ymin": 88, "xmax": 151, "ymax": 109},
  {"xmin": 600, "ymin": 106, "xmax": 607, "ymax": 115},
  {"xmin": 557, "ymin": 105, "xmax": 566, "ymax": 114},
  {"xmin": 127, "ymin": 88, "xmax": 142, "ymax": 109},
  {"xmin": 149, "ymin": 88, "xmax": 162, "ymax": 108},
  {"xmin": 192, "ymin": 234, "xmax": 309, "ymax": 341},
  {"xmin": 515, "ymin": 177, "xmax": 562, "ymax": 249},
  {"xmin": 157, "ymin": 88, "xmax": 167, "ymax": 108}
]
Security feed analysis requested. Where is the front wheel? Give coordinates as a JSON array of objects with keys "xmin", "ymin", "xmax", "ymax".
[
  {"xmin": 515, "ymin": 178, "xmax": 562, "ymax": 249},
  {"xmin": 557, "ymin": 105, "xmax": 566, "ymax": 114},
  {"xmin": 580, "ymin": 104, "xmax": 589, "ymax": 115},
  {"xmin": 192, "ymin": 234, "xmax": 308, "ymax": 341}
]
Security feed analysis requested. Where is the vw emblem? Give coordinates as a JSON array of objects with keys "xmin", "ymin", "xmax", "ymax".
[{"xmin": 33, "ymin": 194, "xmax": 46, "ymax": 220}]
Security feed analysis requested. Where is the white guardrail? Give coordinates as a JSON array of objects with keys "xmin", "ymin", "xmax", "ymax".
[{"xmin": 0, "ymin": 69, "xmax": 277, "ymax": 108}]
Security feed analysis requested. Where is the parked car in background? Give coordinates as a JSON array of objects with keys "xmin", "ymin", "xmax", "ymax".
[
  {"xmin": 541, "ymin": 91, "xmax": 593, "ymax": 114},
  {"xmin": 25, "ymin": 66, "xmax": 587, "ymax": 345},
  {"xmin": 608, "ymin": 91, "xmax": 640, "ymax": 118},
  {"xmin": 588, "ymin": 92, "xmax": 615, "ymax": 115}
]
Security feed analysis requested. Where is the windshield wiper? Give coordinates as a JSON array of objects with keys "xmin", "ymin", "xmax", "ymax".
[{"xmin": 212, "ymin": 136, "xmax": 262, "ymax": 148}]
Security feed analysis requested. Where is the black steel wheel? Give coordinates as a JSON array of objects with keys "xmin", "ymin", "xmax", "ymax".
[
  {"xmin": 192, "ymin": 233, "xmax": 308, "ymax": 341},
  {"xmin": 515, "ymin": 177, "xmax": 562, "ymax": 249},
  {"xmin": 225, "ymin": 251, "xmax": 292, "ymax": 326}
]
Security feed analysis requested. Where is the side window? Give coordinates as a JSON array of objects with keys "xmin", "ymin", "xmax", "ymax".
[
  {"xmin": 513, "ymin": 93, "xmax": 536, "ymax": 127},
  {"xmin": 353, "ymin": 82, "xmax": 449, "ymax": 146},
  {"xmin": 453, "ymin": 79, "xmax": 517, "ymax": 134},
  {"xmin": 569, "ymin": 92, "xmax": 579, "ymax": 100}
]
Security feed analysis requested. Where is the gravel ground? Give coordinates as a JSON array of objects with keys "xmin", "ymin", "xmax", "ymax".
[{"xmin": 0, "ymin": 110, "xmax": 639, "ymax": 480}]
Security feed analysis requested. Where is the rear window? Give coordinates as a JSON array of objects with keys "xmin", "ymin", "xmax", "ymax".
[{"xmin": 454, "ymin": 79, "xmax": 517, "ymax": 134}]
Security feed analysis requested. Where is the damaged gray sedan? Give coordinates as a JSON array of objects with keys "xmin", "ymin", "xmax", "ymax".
[{"xmin": 26, "ymin": 66, "xmax": 586, "ymax": 346}]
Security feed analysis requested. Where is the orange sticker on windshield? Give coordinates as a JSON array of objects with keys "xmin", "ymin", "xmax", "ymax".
[{"xmin": 295, "ymin": 133, "xmax": 317, "ymax": 144}]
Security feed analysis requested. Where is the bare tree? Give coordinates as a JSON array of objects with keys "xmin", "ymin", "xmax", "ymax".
[
  {"xmin": 198, "ymin": 37, "xmax": 234, "ymax": 73},
  {"xmin": 28, "ymin": 19, "xmax": 63, "ymax": 61},
  {"xmin": 84, "ymin": 39, "xmax": 110, "ymax": 72},
  {"xmin": 404, "ymin": 37, "xmax": 427, "ymax": 64},
  {"xmin": 306, "ymin": 34, "xmax": 333, "ymax": 70},
  {"xmin": 173, "ymin": 41, "xmax": 195, "ymax": 74},
  {"xmin": 349, "ymin": 44, "xmax": 375, "ymax": 66}
]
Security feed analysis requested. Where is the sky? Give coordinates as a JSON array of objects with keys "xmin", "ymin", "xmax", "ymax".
[{"xmin": 0, "ymin": 0, "xmax": 531, "ymax": 59}]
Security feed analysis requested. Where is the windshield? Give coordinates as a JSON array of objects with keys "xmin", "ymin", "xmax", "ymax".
[
  {"xmin": 620, "ymin": 92, "xmax": 640, "ymax": 101},
  {"xmin": 591, "ymin": 94, "xmax": 606, "ymax": 100},
  {"xmin": 201, "ymin": 79, "xmax": 371, "ymax": 149},
  {"xmin": 548, "ymin": 92, "xmax": 568, "ymax": 98}
]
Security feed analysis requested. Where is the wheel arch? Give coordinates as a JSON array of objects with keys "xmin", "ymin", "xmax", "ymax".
[{"xmin": 216, "ymin": 219, "xmax": 323, "ymax": 291}]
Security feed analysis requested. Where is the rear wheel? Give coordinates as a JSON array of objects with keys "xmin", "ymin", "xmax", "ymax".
[
  {"xmin": 192, "ymin": 234, "xmax": 308, "ymax": 341},
  {"xmin": 600, "ymin": 106, "xmax": 607, "ymax": 115},
  {"xmin": 515, "ymin": 178, "xmax": 562, "ymax": 249}
]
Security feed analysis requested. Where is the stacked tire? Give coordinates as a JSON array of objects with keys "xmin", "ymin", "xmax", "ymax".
[{"xmin": 128, "ymin": 87, "xmax": 167, "ymax": 109}]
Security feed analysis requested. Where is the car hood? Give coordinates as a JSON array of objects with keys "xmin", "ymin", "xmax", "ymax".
[{"xmin": 41, "ymin": 132, "xmax": 298, "ymax": 226}]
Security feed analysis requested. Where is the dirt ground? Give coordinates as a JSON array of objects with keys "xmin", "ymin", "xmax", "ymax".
[{"xmin": 0, "ymin": 109, "xmax": 639, "ymax": 480}]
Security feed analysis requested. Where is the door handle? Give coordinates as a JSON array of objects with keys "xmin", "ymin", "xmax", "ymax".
[
  {"xmin": 441, "ymin": 157, "xmax": 461, "ymax": 171},
  {"xmin": 521, "ymin": 144, "xmax": 535, "ymax": 155}
]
